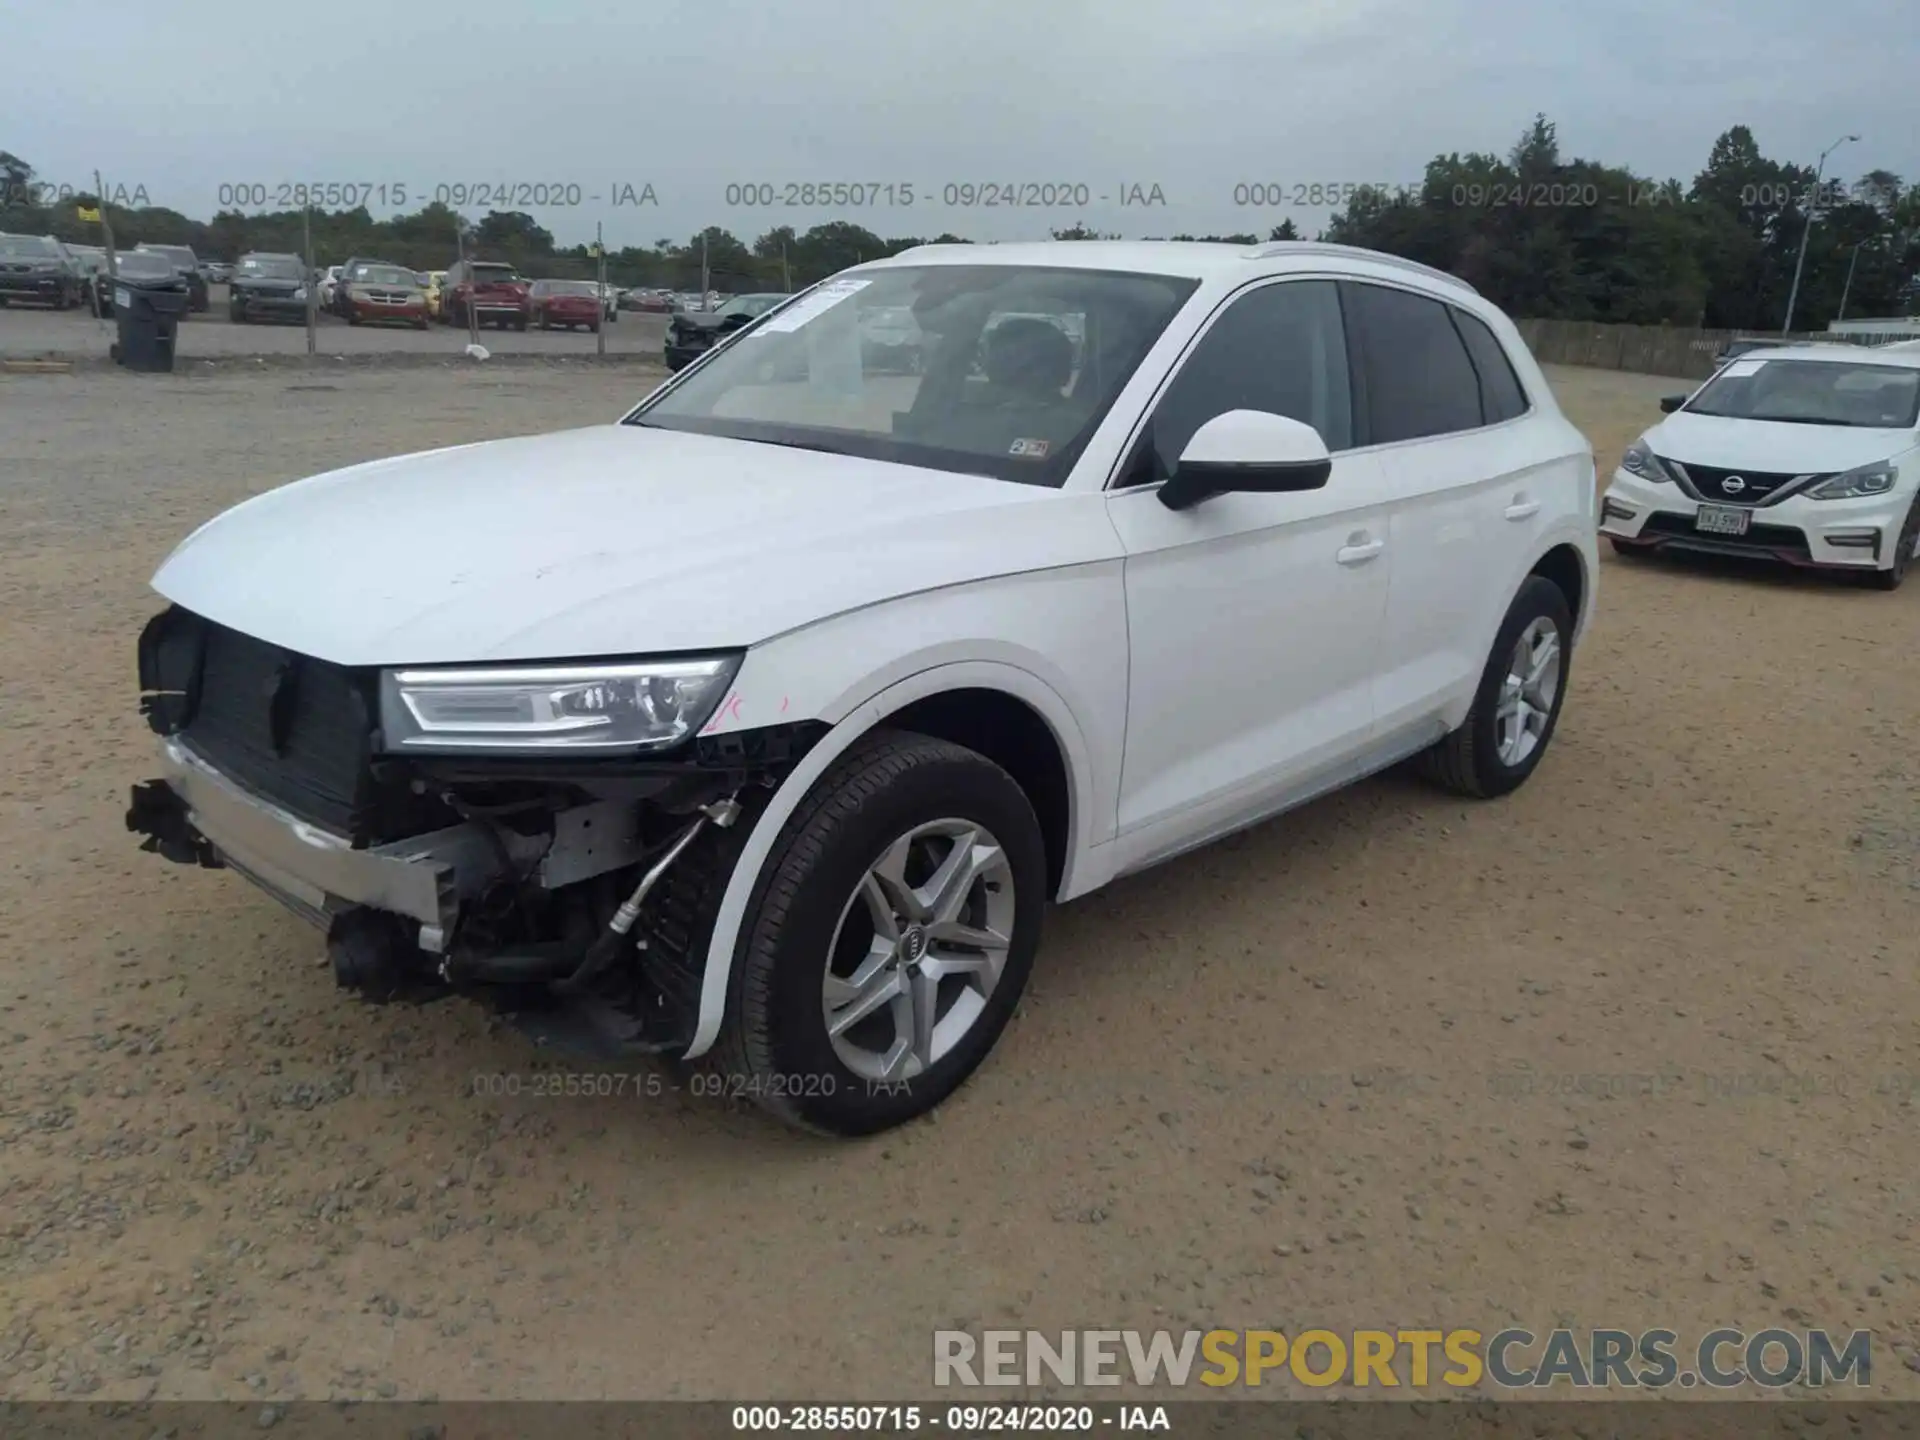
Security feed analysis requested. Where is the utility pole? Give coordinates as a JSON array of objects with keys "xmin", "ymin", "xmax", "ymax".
[
  {"xmin": 303, "ymin": 203, "xmax": 316, "ymax": 355},
  {"xmin": 1837, "ymin": 240, "xmax": 1865, "ymax": 322},
  {"xmin": 1782, "ymin": 133, "xmax": 1859, "ymax": 335},
  {"xmin": 700, "ymin": 232, "xmax": 710, "ymax": 311},
  {"xmin": 93, "ymin": 169, "xmax": 115, "ymax": 320},
  {"xmin": 781, "ymin": 239, "xmax": 791, "ymax": 293},
  {"xmin": 595, "ymin": 220, "xmax": 607, "ymax": 359},
  {"xmin": 457, "ymin": 219, "xmax": 478, "ymax": 347}
]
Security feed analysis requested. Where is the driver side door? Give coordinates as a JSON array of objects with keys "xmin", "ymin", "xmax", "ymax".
[{"xmin": 1106, "ymin": 278, "xmax": 1395, "ymax": 874}]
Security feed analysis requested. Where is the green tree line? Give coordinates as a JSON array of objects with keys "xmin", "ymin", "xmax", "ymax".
[{"xmin": 5, "ymin": 119, "xmax": 1915, "ymax": 328}]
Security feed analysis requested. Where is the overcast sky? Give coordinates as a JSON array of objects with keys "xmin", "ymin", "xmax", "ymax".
[{"xmin": 6, "ymin": 0, "xmax": 1916, "ymax": 249}]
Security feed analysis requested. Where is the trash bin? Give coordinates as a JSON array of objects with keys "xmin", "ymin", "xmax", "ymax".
[{"xmin": 109, "ymin": 259, "xmax": 191, "ymax": 372}]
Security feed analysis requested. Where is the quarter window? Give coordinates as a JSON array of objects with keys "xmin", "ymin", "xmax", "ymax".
[
  {"xmin": 1141, "ymin": 279, "xmax": 1353, "ymax": 481},
  {"xmin": 1343, "ymin": 281, "xmax": 1484, "ymax": 443},
  {"xmin": 1451, "ymin": 307, "xmax": 1529, "ymax": 423}
]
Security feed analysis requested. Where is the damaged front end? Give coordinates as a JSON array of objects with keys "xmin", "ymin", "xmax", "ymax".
[{"xmin": 126, "ymin": 605, "xmax": 820, "ymax": 1056}]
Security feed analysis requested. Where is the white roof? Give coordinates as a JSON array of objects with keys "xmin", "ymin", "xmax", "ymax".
[{"xmin": 865, "ymin": 239, "xmax": 1477, "ymax": 295}]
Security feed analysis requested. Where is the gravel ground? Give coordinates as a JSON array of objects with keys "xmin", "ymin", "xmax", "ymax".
[
  {"xmin": 0, "ymin": 287, "xmax": 669, "ymax": 359},
  {"xmin": 2, "ymin": 360, "xmax": 1918, "ymax": 1403}
]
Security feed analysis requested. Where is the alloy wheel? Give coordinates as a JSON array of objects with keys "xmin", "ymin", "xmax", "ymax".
[
  {"xmin": 1494, "ymin": 616, "xmax": 1562, "ymax": 767},
  {"xmin": 821, "ymin": 818, "xmax": 1016, "ymax": 1084}
]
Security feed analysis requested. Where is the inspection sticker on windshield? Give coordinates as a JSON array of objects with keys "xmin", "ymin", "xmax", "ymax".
[
  {"xmin": 753, "ymin": 278, "xmax": 871, "ymax": 334},
  {"xmin": 1009, "ymin": 438, "xmax": 1052, "ymax": 458},
  {"xmin": 1722, "ymin": 359, "xmax": 1767, "ymax": 377}
]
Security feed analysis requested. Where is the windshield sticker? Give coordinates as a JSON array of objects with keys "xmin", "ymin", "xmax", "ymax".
[
  {"xmin": 752, "ymin": 278, "xmax": 872, "ymax": 335},
  {"xmin": 1009, "ymin": 438, "xmax": 1052, "ymax": 458},
  {"xmin": 1721, "ymin": 359, "xmax": 1767, "ymax": 377}
]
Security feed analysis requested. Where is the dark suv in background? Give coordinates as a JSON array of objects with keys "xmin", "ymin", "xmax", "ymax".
[
  {"xmin": 0, "ymin": 233, "xmax": 84, "ymax": 309},
  {"xmin": 228, "ymin": 252, "xmax": 310, "ymax": 324},
  {"xmin": 133, "ymin": 244, "xmax": 210, "ymax": 313}
]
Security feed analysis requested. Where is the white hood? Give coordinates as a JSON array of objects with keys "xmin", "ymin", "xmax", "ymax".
[
  {"xmin": 1645, "ymin": 412, "xmax": 1913, "ymax": 474},
  {"xmin": 151, "ymin": 425, "xmax": 1112, "ymax": 666}
]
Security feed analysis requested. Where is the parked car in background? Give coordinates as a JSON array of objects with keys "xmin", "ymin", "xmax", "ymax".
[
  {"xmin": 663, "ymin": 291, "xmax": 788, "ymax": 369},
  {"xmin": 419, "ymin": 271, "xmax": 447, "ymax": 319},
  {"xmin": 339, "ymin": 263, "xmax": 430, "ymax": 329},
  {"xmin": 204, "ymin": 262, "xmax": 233, "ymax": 285},
  {"xmin": 1712, "ymin": 338, "xmax": 1772, "ymax": 370},
  {"xmin": 133, "ymin": 244, "xmax": 209, "ymax": 312},
  {"xmin": 124, "ymin": 240, "xmax": 1596, "ymax": 1136},
  {"xmin": 860, "ymin": 304, "xmax": 924, "ymax": 373},
  {"xmin": 228, "ymin": 252, "xmax": 311, "ymax": 324},
  {"xmin": 316, "ymin": 266, "xmax": 343, "ymax": 312},
  {"xmin": 66, "ymin": 243, "xmax": 113, "ymax": 312},
  {"xmin": 329, "ymin": 257, "xmax": 405, "ymax": 318},
  {"xmin": 0, "ymin": 233, "xmax": 84, "ymax": 309},
  {"xmin": 530, "ymin": 278, "xmax": 604, "ymax": 332},
  {"xmin": 622, "ymin": 288, "xmax": 672, "ymax": 313},
  {"xmin": 597, "ymin": 282, "xmax": 622, "ymax": 321},
  {"xmin": 1603, "ymin": 344, "xmax": 1920, "ymax": 589},
  {"xmin": 443, "ymin": 259, "xmax": 530, "ymax": 330}
]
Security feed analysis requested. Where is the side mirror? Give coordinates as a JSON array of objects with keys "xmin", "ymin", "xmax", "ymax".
[
  {"xmin": 1659, "ymin": 394, "xmax": 1688, "ymax": 413},
  {"xmin": 1158, "ymin": 410, "xmax": 1332, "ymax": 512}
]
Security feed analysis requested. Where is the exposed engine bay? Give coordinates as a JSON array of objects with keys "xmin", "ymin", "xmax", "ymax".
[{"xmin": 126, "ymin": 605, "xmax": 823, "ymax": 1055}]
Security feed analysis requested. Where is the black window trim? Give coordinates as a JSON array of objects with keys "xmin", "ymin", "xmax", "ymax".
[
  {"xmin": 1104, "ymin": 272, "xmax": 1357, "ymax": 494},
  {"xmin": 1336, "ymin": 277, "xmax": 1536, "ymax": 451}
]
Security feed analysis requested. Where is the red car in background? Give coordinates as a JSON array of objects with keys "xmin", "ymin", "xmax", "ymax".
[
  {"xmin": 530, "ymin": 279, "xmax": 604, "ymax": 332},
  {"xmin": 443, "ymin": 259, "xmax": 531, "ymax": 330},
  {"xmin": 339, "ymin": 262, "xmax": 430, "ymax": 329}
]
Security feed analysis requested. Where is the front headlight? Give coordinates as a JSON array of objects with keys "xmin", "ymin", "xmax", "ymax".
[
  {"xmin": 1806, "ymin": 461, "xmax": 1898, "ymax": 501},
  {"xmin": 378, "ymin": 656, "xmax": 741, "ymax": 753},
  {"xmin": 292, "ymin": 286, "xmax": 306, "ymax": 301},
  {"xmin": 1621, "ymin": 440, "xmax": 1671, "ymax": 482}
]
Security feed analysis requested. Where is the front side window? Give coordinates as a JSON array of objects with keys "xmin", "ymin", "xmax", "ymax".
[
  {"xmin": 1343, "ymin": 281, "xmax": 1484, "ymax": 443},
  {"xmin": 1682, "ymin": 359, "xmax": 1920, "ymax": 429},
  {"xmin": 1137, "ymin": 278, "xmax": 1353, "ymax": 482},
  {"xmin": 630, "ymin": 264, "xmax": 1200, "ymax": 488}
]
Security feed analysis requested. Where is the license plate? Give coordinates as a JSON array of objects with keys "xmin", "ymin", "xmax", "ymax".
[{"xmin": 1695, "ymin": 505, "xmax": 1750, "ymax": 536}]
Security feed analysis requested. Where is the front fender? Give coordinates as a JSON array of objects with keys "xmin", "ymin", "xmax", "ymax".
[{"xmin": 683, "ymin": 658, "xmax": 1102, "ymax": 1060}]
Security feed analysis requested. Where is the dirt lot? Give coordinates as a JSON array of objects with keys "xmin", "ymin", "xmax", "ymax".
[{"xmin": 1, "ymin": 360, "xmax": 1917, "ymax": 1404}]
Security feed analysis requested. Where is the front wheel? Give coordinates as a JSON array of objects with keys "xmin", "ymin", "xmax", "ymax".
[
  {"xmin": 707, "ymin": 729, "xmax": 1047, "ymax": 1136},
  {"xmin": 1865, "ymin": 497, "xmax": 1920, "ymax": 591},
  {"xmin": 1414, "ymin": 574, "xmax": 1574, "ymax": 799}
]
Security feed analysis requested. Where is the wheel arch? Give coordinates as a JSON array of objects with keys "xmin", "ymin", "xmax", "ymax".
[{"xmin": 684, "ymin": 660, "xmax": 1097, "ymax": 1060}]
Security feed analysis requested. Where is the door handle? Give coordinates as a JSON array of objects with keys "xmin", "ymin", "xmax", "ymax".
[
  {"xmin": 1505, "ymin": 496, "xmax": 1541, "ymax": 521},
  {"xmin": 1336, "ymin": 537, "xmax": 1385, "ymax": 566}
]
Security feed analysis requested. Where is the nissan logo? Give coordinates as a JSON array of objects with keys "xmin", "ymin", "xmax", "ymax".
[{"xmin": 1720, "ymin": 475, "xmax": 1747, "ymax": 495}]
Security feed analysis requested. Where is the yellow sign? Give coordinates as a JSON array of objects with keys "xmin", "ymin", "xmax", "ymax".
[{"xmin": 77, "ymin": 205, "xmax": 101, "ymax": 222}]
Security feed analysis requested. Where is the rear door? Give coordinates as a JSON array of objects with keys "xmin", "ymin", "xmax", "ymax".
[{"xmin": 1341, "ymin": 281, "xmax": 1545, "ymax": 737}]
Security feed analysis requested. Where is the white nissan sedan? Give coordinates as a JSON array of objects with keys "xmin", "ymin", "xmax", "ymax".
[{"xmin": 1601, "ymin": 345, "xmax": 1920, "ymax": 589}]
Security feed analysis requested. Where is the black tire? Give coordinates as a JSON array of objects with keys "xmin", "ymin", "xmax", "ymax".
[
  {"xmin": 230, "ymin": 302, "xmax": 247, "ymax": 323},
  {"xmin": 1865, "ymin": 497, "xmax": 1920, "ymax": 591},
  {"xmin": 1414, "ymin": 574, "xmax": 1575, "ymax": 799},
  {"xmin": 707, "ymin": 728, "xmax": 1047, "ymax": 1136},
  {"xmin": 514, "ymin": 316, "xmax": 528, "ymax": 332}
]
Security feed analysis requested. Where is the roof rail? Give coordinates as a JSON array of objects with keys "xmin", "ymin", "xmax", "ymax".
[{"xmin": 1246, "ymin": 241, "xmax": 1478, "ymax": 296}]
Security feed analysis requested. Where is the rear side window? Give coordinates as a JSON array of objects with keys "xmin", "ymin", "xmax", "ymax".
[
  {"xmin": 1343, "ymin": 282, "xmax": 1484, "ymax": 443},
  {"xmin": 1451, "ymin": 308, "xmax": 1529, "ymax": 423},
  {"xmin": 1143, "ymin": 278, "xmax": 1353, "ymax": 479}
]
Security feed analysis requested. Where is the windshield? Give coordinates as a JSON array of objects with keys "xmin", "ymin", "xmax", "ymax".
[
  {"xmin": 113, "ymin": 253, "xmax": 177, "ymax": 280},
  {"xmin": 0, "ymin": 236, "xmax": 60, "ymax": 259},
  {"xmin": 1683, "ymin": 358, "xmax": 1920, "ymax": 429},
  {"xmin": 238, "ymin": 256, "xmax": 304, "ymax": 280},
  {"xmin": 141, "ymin": 246, "xmax": 196, "ymax": 265},
  {"xmin": 630, "ymin": 264, "xmax": 1199, "ymax": 487},
  {"xmin": 537, "ymin": 280, "xmax": 598, "ymax": 296},
  {"xmin": 717, "ymin": 294, "xmax": 785, "ymax": 319},
  {"xmin": 470, "ymin": 266, "xmax": 518, "ymax": 285},
  {"xmin": 353, "ymin": 265, "xmax": 417, "ymax": 286}
]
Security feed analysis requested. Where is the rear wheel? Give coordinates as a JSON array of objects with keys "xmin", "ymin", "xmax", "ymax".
[
  {"xmin": 1865, "ymin": 496, "xmax": 1920, "ymax": 591},
  {"xmin": 230, "ymin": 301, "xmax": 247, "ymax": 323},
  {"xmin": 1414, "ymin": 575, "xmax": 1574, "ymax": 799},
  {"xmin": 707, "ymin": 729, "xmax": 1046, "ymax": 1136}
]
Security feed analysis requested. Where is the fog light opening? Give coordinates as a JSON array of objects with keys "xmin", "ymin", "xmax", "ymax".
[{"xmin": 1601, "ymin": 499, "xmax": 1637, "ymax": 523}]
